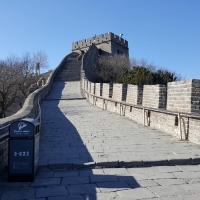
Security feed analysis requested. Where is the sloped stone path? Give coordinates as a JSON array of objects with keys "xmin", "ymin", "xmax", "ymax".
[{"xmin": 1, "ymin": 81, "xmax": 200, "ymax": 199}]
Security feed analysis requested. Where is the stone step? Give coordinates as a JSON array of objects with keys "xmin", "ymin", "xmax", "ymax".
[{"xmin": 54, "ymin": 58, "xmax": 81, "ymax": 81}]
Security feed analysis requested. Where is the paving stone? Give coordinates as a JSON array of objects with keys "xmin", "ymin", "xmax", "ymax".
[
  {"xmin": 1, "ymin": 188, "xmax": 35, "ymax": 200},
  {"xmin": 36, "ymin": 171, "xmax": 54, "ymax": 178},
  {"xmin": 48, "ymin": 195, "xmax": 85, "ymax": 200},
  {"xmin": 152, "ymin": 166, "xmax": 182, "ymax": 173},
  {"xmin": 116, "ymin": 188, "xmax": 157, "ymax": 199},
  {"xmin": 31, "ymin": 178, "xmax": 61, "ymax": 186},
  {"xmin": 36, "ymin": 186, "xmax": 68, "ymax": 198},
  {"xmin": 127, "ymin": 167, "xmax": 155, "ymax": 175},
  {"xmin": 83, "ymin": 192, "xmax": 120, "ymax": 200},
  {"xmin": 186, "ymin": 177, "xmax": 200, "ymax": 184},
  {"xmin": 103, "ymin": 168, "xmax": 131, "ymax": 175},
  {"xmin": 173, "ymin": 171, "xmax": 200, "ymax": 179},
  {"xmin": 179, "ymin": 193, "xmax": 200, "ymax": 200},
  {"xmin": 148, "ymin": 185, "xmax": 189, "ymax": 197},
  {"xmin": 176, "ymin": 165, "xmax": 200, "ymax": 172},
  {"xmin": 79, "ymin": 169, "xmax": 105, "ymax": 176},
  {"xmin": 116, "ymin": 175, "xmax": 139, "ymax": 182},
  {"xmin": 159, "ymin": 197, "xmax": 181, "ymax": 200},
  {"xmin": 0, "ymin": 181, "xmax": 31, "ymax": 187},
  {"xmin": 180, "ymin": 183, "xmax": 200, "ymax": 193},
  {"xmin": 61, "ymin": 176, "xmax": 90, "ymax": 185},
  {"xmin": 155, "ymin": 178, "xmax": 188, "ymax": 186},
  {"xmin": 97, "ymin": 181, "xmax": 132, "ymax": 192},
  {"xmin": 54, "ymin": 170, "xmax": 79, "ymax": 177},
  {"xmin": 127, "ymin": 179, "xmax": 159, "ymax": 188},
  {"xmin": 90, "ymin": 174, "xmax": 119, "ymax": 183},
  {"xmin": 0, "ymin": 186, "xmax": 20, "ymax": 192},
  {"xmin": 67, "ymin": 184, "xmax": 100, "ymax": 195},
  {"xmin": 29, "ymin": 198, "xmax": 46, "ymax": 200},
  {"xmin": 143, "ymin": 172, "xmax": 176, "ymax": 180}
]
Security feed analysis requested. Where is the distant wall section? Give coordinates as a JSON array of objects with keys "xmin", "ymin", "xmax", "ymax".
[{"xmin": 72, "ymin": 32, "xmax": 129, "ymax": 56}]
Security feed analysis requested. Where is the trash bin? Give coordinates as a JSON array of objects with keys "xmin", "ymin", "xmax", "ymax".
[{"xmin": 8, "ymin": 118, "xmax": 40, "ymax": 182}]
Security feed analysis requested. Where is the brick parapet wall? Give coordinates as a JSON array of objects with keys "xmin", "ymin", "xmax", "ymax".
[
  {"xmin": 91, "ymin": 82, "xmax": 95, "ymax": 94},
  {"xmin": 191, "ymin": 80, "xmax": 200, "ymax": 113},
  {"xmin": 81, "ymin": 44, "xmax": 200, "ymax": 144},
  {"xmin": 102, "ymin": 83, "xmax": 113, "ymax": 98},
  {"xmin": 95, "ymin": 83, "xmax": 103, "ymax": 97},
  {"xmin": 143, "ymin": 85, "xmax": 166, "ymax": 109},
  {"xmin": 167, "ymin": 79, "xmax": 200, "ymax": 113},
  {"xmin": 126, "ymin": 85, "xmax": 143, "ymax": 105},
  {"xmin": 84, "ymin": 79, "xmax": 200, "ymax": 144},
  {"xmin": 112, "ymin": 84, "xmax": 127, "ymax": 101},
  {"xmin": 102, "ymin": 83, "xmax": 110, "ymax": 98}
]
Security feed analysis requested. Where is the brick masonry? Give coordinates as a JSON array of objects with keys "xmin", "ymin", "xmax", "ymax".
[
  {"xmin": 72, "ymin": 32, "xmax": 129, "ymax": 56},
  {"xmin": 143, "ymin": 85, "xmax": 167, "ymax": 109},
  {"xmin": 167, "ymin": 79, "xmax": 200, "ymax": 113},
  {"xmin": 112, "ymin": 84, "xmax": 127, "ymax": 102},
  {"xmin": 126, "ymin": 85, "xmax": 143, "ymax": 105}
]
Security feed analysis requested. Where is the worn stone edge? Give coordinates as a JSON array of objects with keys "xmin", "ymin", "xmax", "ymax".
[{"xmin": 38, "ymin": 157, "xmax": 200, "ymax": 170}]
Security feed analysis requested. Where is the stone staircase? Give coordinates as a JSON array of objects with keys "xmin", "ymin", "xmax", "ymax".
[{"xmin": 54, "ymin": 58, "xmax": 81, "ymax": 81}]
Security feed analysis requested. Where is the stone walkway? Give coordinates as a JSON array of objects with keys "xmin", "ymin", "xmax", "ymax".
[{"xmin": 1, "ymin": 81, "xmax": 200, "ymax": 199}]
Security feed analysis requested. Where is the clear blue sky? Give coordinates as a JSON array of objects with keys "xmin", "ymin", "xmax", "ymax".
[{"xmin": 1, "ymin": 0, "xmax": 200, "ymax": 79}]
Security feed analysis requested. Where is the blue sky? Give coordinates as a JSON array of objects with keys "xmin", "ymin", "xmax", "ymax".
[{"xmin": 0, "ymin": 0, "xmax": 200, "ymax": 79}]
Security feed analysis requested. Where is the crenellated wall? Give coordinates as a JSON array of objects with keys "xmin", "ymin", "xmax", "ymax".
[
  {"xmin": 72, "ymin": 32, "xmax": 128, "ymax": 50},
  {"xmin": 167, "ymin": 79, "xmax": 200, "ymax": 113},
  {"xmin": 112, "ymin": 84, "xmax": 127, "ymax": 101},
  {"xmin": 143, "ymin": 85, "xmax": 167, "ymax": 109},
  {"xmin": 72, "ymin": 32, "xmax": 129, "ymax": 56},
  {"xmin": 82, "ymin": 78, "xmax": 200, "ymax": 144},
  {"xmin": 126, "ymin": 85, "xmax": 143, "ymax": 105},
  {"xmin": 102, "ymin": 83, "xmax": 113, "ymax": 99},
  {"xmin": 80, "ymin": 43, "xmax": 200, "ymax": 144}
]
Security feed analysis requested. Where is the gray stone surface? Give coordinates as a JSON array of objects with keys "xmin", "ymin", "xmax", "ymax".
[
  {"xmin": 116, "ymin": 188, "xmax": 157, "ymax": 199},
  {"xmin": 97, "ymin": 181, "xmax": 132, "ymax": 192},
  {"xmin": 36, "ymin": 186, "xmax": 68, "ymax": 198},
  {"xmin": 148, "ymin": 185, "xmax": 189, "ymax": 197},
  {"xmin": 2, "ymin": 81, "xmax": 200, "ymax": 199},
  {"xmin": 1, "ymin": 166, "xmax": 200, "ymax": 199},
  {"xmin": 67, "ymin": 183, "xmax": 100, "ymax": 195},
  {"xmin": 0, "ymin": 188, "xmax": 35, "ymax": 200}
]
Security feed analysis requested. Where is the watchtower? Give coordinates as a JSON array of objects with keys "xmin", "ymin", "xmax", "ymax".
[{"xmin": 72, "ymin": 32, "xmax": 129, "ymax": 56}]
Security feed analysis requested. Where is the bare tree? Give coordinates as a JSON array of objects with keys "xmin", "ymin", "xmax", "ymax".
[
  {"xmin": 32, "ymin": 50, "xmax": 49, "ymax": 74},
  {"xmin": 0, "ymin": 51, "xmax": 49, "ymax": 118},
  {"xmin": 0, "ymin": 56, "xmax": 21, "ymax": 117},
  {"xmin": 130, "ymin": 57, "xmax": 183, "ymax": 81},
  {"xmin": 130, "ymin": 58, "xmax": 157, "ymax": 72},
  {"xmin": 15, "ymin": 53, "xmax": 39, "ymax": 107},
  {"xmin": 96, "ymin": 54, "xmax": 130, "ymax": 82}
]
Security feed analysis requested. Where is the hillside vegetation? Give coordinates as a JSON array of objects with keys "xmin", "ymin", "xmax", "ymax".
[{"xmin": 96, "ymin": 55, "xmax": 182, "ymax": 85}]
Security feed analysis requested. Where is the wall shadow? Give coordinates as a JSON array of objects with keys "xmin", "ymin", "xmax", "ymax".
[{"xmin": 40, "ymin": 81, "xmax": 141, "ymax": 199}]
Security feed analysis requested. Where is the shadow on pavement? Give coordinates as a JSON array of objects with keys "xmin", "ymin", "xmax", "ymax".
[
  {"xmin": 0, "ymin": 81, "xmax": 141, "ymax": 200},
  {"xmin": 39, "ymin": 81, "xmax": 141, "ymax": 199}
]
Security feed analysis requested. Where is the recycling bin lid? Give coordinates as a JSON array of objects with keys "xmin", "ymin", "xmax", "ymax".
[{"xmin": 9, "ymin": 118, "xmax": 39, "ymax": 138}]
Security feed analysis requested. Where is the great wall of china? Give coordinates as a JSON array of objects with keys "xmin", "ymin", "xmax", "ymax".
[{"xmin": 1, "ymin": 32, "xmax": 200, "ymax": 174}]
